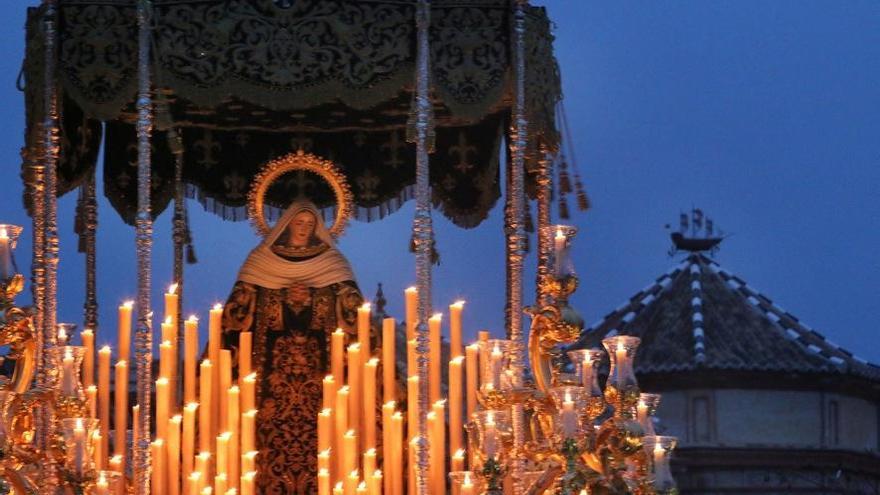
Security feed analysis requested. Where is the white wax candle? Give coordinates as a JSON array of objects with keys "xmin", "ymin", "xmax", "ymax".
[
  {"xmin": 381, "ymin": 318, "xmax": 396, "ymax": 404},
  {"xmin": 98, "ymin": 346, "xmax": 111, "ymax": 461},
  {"xmin": 449, "ymin": 301, "xmax": 465, "ymax": 359},
  {"xmin": 0, "ymin": 228, "xmax": 11, "ymax": 281},
  {"xmin": 465, "ymin": 344, "xmax": 479, "ymax": 417},
  {"xmin": 404, "ymin": 287, "xmax": 417, "ymax": 343},
  {"xmin": 81, "ymin": 329, "xmax": 95, "ymax": 387},
  {"xmin": 428, "ymin": 314, "xmax": 442, "ymax": 405},
  {"xmin": 490, "ymin": 343, "xmax": 503, "ymax": 390},
  {"xmin": 561, "ymin": 390, "xmax": 577, "ymax": 438},
  {"xmin": 484, "ymin": 412, "xmax": 497, "ymax": 458},
  {"xmin": 113, "ymin": 360, "xmax": 128, "ymax": 458},
  {"xmin": 554, "ymin": 227, "xmax": 566, "ymax": 276},
  {"xmin": 364, "ymin": 358, "xmax": 378, "ymax": 451},
  {"xmin": 61, "ymin": 347, "xmax": 76, "ymax": 396},
  {"xmin": 184, "ymin": 316, "xmax": 199, "ymax": 404},
  {"xmin": 357, "ymin": 303, "xmax": 371, "ymax": 362},
  {"xmin": 118, "ymin": 301, "xmax": 133, "ymax": 364}
]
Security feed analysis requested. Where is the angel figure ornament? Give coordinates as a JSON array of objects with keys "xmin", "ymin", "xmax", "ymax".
[{"xmin": 221, "ymin": 153, "xmax": 366, "ymax": 493}]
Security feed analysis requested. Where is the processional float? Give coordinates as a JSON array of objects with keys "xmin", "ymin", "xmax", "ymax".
[{"xmin": 9, "ymin": 0, "xmax": 675, "ymax": 493}]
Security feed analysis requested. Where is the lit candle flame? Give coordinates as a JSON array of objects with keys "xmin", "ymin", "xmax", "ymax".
[
  {"xmin": 212, "ymin": 303, "xmax": 223, "ymax": 311},
  {"xmin": 0, "ymin": 227, "xmax": 7, "ymax": 239},
  {"xmin": 187, "ymin": 315, "xmax": 198, "ymax": 323},
  {"xmin": 168, "ymin": 283, "xmax": 178, "ymax": 295},
  {"xmin": 123, "ymin": 300, "xmax": 134, "ymax": 309}
]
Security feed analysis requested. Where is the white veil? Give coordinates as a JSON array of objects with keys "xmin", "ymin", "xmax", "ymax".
[{"xmin": 237, "ymin": 201, "xmax": 356, "ymax": 289}]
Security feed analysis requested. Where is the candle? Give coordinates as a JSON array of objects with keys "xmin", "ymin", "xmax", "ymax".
[
  {"xmin": 241, "ymin": 372, "xmax": 257, "ymax": 412},
  {"xmin": 61, "ymin": 347, "xmax": 76, "ymax": 396},
  {"xmin": 428, "ymin": 314, "xmax": 442, "ymax": 404},
  {"xmin": 81, "ymin": 329, "xmax": 95, "ymax": 387},
  {"xmin": 189, "ymin": 472, "xmax": 202, "ymax": 495},
  {"xmin": 343, "ymin": 431, "xmax": 357, "ymax": 484},
  {"xmin": 73, "ymin": 418, "xmax": 86, "ymax": 475},
  {"xmin": 356, "ymin": 481, "xmax": 367, "ymax": 495},
  {"xmin": 465, "ymin": 344, "xmax": 478, "ymax": 417},
  {"xmin": 241, "ymin": 410, "xmax": 257, "ymax": 454},
  {"xmin": 241, "ymin": 472, "xmax": 256, "ymax": 495},
  {"xmin": 131, "ymin": 405, "xmax": 139, "ymax": 478},
  {"xmin": 490, "ymin": 343, "xmax": 503, "ymax": 390},
  {"xmin": 345, "ymin": 470, "xmax": 359, "ymax": 495},
  {"xmin": 318, "ymin": 468, "xmax": 331, "ymax": 495},
  {"xmin": 92, "ymin": 430, "xmax": 103, "ymax": 471},
  {"xmin": 461, "ymin": 472, "xmax": 475, "ymax": 495},
  {"xmin": 484, "ymin": 412, "xmax": 497, "ymax": 458},
  {"xmin": 184, "ymin": 316, "xmax": 199, "ymax": 404},
  {"xmin": 209, "ymin": 304, "xmax": 223, "ymax": 447},
  {"xmin": 98, "ymin": 346, "xmax": 111, "ymax": 462},
  {"xmin": 357, "ymin": 303, "xmax": 371, "ymax": 362},
  {"xmin": 239, "ymin": 331, "xmax": 253, "ymax": 378},
  {"xmin": 161, "ymin": 315, "xmax": 178, "ymax": 408},
  {"xmin": 581, "ymin": 353, "xmax": 593, "ymax": 390},
  {"xmin": 561, "ymin": 390, "xmax": 577, "ymax": 438},
  {"xmin": 381, "ymin": 318, "xmax": 396, "ymax": 404},
  {"xmin": 108, "ymin": 454, "xmax": 123, "ymax": 477},
  {"xmin": 381, "ymin": 402, "xmax": 395, "ymax": 495},
  {"xmin": 195, "ymin": 452, "xmax": 211, "ymax": 491},
  {"xmin": 363, "ymin": 448, "xmax": 376, "ymax": 490},
  {"xmin": 219, "ymin": 350, "xmax": 232, "ymax": 433},
  {"xmin": 160, "ymin": 340, "xmax": 174, "ymax": 380},
  {"xmin": 183, "ymin": 403, "xmax": 198, "ymax": 487},
  {"xmin": 370, "ymin": 470, "xmax": 382, "ymax": 495},
  {"xmin": 331, "ymin": 328, "xmax": 345, "ymax": 388},
  {"xmin": 406, "ymin": 339, "xmax": 417, "ymax": 384},
  {"xmin": 449, "ymin": 356, "xmax": 464, "ymax": 456},
  {"xmin": 322, "ymin": 375, "xmax": 336, "ymax": 411},
  {"xmin": 168, "ymin": 415, "xmax": 182, "ymax": 495},
  {"xmin": 151, "ymin": 439, "xmax": 165, "ymax": 494},
  {"xmin": 430, "ymin": 401, "xmax": 446, "ymax": 494},
  {"xmin": 406, "ymin": 376, "xmax": 418, "ymax": 442},
  {"xmin": 333, "ymin": 482, "xmax": 344, "ymax": 495},
  {"xmin": 165, "ymin": 283, "xmax": 179, "ymax": 329},
  {"xmin": 347, "ymin": 343, "xmax": 362, "ymax": 442},
  {"xmin": 241, "ymin": 451, "xmax": 257, "ymax": 474},
  {"xmin": 653, "ymin": 440, "xmax": 664, "ymax": 468},
  {"xmin": 227, "ymin": 386, "xmax": 241, "ymax": 491},
  {"xmin": 451, "ymin": 450, "xmax": 465, "ymax": 495},
  {"xmin": 118, "ymin": 301, "xmax": 133, "ymax": 364},
  {"xmin": 615, "ymin": 343, "xmax": 627, "ymax": 388},
  {"xmin": 214, "ymin": 473, "xmax": 228, "ymax": 495},
  {"xmin": 404, "ymin": 287, "xmax": 417, "ymax": 343},
  {"xmin": 95, "ymin": 471, "xmax": 109, "ymax": 495},
  {"xmin": 318, "ymin": 448, "xmax": 331, "ymax": 474},
  {"xmin": 156, "ymin": 378, "xmax": 170, "ymax": 441},
  {"xmin": 363, "ymin": 357, "xmax": 378, "ymax": 450},
  {"xmin": 554, "ymin": 227, "xmax": 566, "ymax": 276},
  {"xmin": 390, "ymin": 411, "xmax": 404, "ymax": 495},
  {"xmin": 216, "ymin": 432, "xmax": 231, "ymax": 476},
  {"xmin": 199, "ymin": 360, "xmax": 213, "ymax": 452},
  {"xmin": 335, "ymin": 386, "xmax": 349, "ymax": 477},
  {"xmin": 86, "ymin": 385, "xmax": 98, "ymax": 419},
  {"xmin": 113, "ymin": 360, "xmax": 128, "ymax": 458},
  {"xmin": 318, "ymin": 408, "xmax": 333, "ymax": 453},
  {"xmin": 449, "ymin": 301, "xmax": 464, "ymax": 359}
]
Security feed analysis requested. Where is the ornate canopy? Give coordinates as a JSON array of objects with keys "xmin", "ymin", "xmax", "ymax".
[{"xmin": 22, "ymin": 0, "xmax": 561, "ymax": 228}]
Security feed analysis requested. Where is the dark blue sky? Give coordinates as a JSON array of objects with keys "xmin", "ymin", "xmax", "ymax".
[{"xmin": 0, "ymin": 1, "xmax": 877, "ymax": 362}]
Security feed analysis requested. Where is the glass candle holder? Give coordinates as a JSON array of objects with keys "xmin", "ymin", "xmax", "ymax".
[
  {"xmin": 567, "ymin": 348, "xmax": 606, "ymax": 421},
  {"xmin": 548, "ymin": 385, "xmax": 587, "ymax": 440},
  {"xmin": 636, "ymin": 393, "xmax": 662, "ymax": 437},
  {"xmin": 644, "ymin": 435, "xmax": 677, "ymax": 494},
  {"xmin": 469, "ymin": 409, "xmax": 511, "ymax": 464},
  {"xmin": 0, "ymin": 224, "xmax": 22, "ymax": 281},
  {"xmin": 548, "ymin": 224, "xmax": 577, "ymax": 279},
  {"xmin": 50, "ymin": 345, "xmax": 87, "ymax": 401},
  {"xmin": 602, "ymin": 335, "xmax": 641, "ymax": 416},
  {"xmin": 60, "ymin": 417, "xmax": 98, "ymax": 477},
  {"xmin": 449, "ymin": 471, "xmax": 483, "ymax": 495},
  {"xmin": 479, "ymin": 339, "xmax": 513, "ymax": 394}
]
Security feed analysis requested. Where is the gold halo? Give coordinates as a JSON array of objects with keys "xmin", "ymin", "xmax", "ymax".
[{"xmin": 247, "ymin": 150, "xmax": 354, "ymax": 238}]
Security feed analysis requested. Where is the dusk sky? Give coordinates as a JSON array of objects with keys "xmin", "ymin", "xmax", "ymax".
[{"xmin": 0, "ymin": 1, "xmax": 877, "ymax": 362}]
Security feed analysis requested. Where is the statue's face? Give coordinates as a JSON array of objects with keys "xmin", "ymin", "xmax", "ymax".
[{"xmin": 288, "ymin": 210, "xmax": 317, "ymax": 246}]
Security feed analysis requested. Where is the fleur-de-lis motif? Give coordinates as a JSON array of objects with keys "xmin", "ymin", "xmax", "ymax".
[
  {"xmin": 357, "ymin": 169, "xmax": 381, "ymax": 201},
  {"xmin": 381, "ymin": 130, "xmax": 405, "ymax": 169},
  {"xmin": 449, "ymin": 131, "xmax": 476, "ymax": 173},
  {"xmin": 194, "ymin": 130, "xmax": 220, "ymax": 169},
  {"xmin": 224, "ymin": 171, "xmax": 247, "ymax": 199}
]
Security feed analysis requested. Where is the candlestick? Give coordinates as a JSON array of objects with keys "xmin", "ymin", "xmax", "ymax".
[
  {"xmin": 364, "ymin": 357, "xmax": 378, "ymax": 451},
  {"xmin": 449, "ymin": 301, "xmax": 464, "ymax": 359},
  {"xmin": 239, "ymin": 331, "xmax": 252, "ymax": 378},
  {"xmin": 428, "ymin": 313, "xmax": 442, "ymax": 404},
  {"xmin": 168, "ymin": 415, "xmax": 182, "ymax": 495},
  {"xmin": 81, "ymin": 329, "xmax": 95, "ymax": 387},
  {"xmin": 113, "ymin": 360, "xmax": 128, "ymax": 460},
  {"xmin": 331, "ymin": 328, "xmax": 345, "ymax": 388},
  {"xmin": 465, "ymin": 344, "xmax": 478, "ymax": 418},
  {"xmin": 184, "ymin": 316, "xmax": 199, "ymax": 404},
  {"xmin": 381, "ymin": 318, "xmax": 396, "ymax": 404},
  {"xmin": 118, "ymin": 301, "xmax": 133, "ymax": 364},
  {"xmin": 199, "ymin": 359, "xmax": 213, "ymax": 453},
  {"xmin": 357, "ymin": 303, "xmax": 371, "ymax": 363},
  {"xmin": 449, "ymin": 356, "xmax": 464, "ymax": 456}
]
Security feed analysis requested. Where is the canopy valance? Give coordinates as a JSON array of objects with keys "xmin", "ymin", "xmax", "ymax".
[{"xmin": 23, "ymin": 0, "xmax": 561, "ymax": 227}]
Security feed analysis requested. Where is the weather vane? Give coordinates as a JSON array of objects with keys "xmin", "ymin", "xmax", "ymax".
[{"xmin": 666, "ymin": 208, "xmax": 726, "ymax": 257}]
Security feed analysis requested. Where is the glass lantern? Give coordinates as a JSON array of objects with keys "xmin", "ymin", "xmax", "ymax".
[
  {"xmin": 478, "ymin": 339, "xmax": 513, "ymax": 395},
  {"xmin": 49, "ymin": 345, "xmax": 87, "ymax": 401},
  {"xmin": 602, "ymin": 335, "xmax": 641, "ymax": 416},
  {"xmin": 636, "ymin": 393, "xmax": 662, "ymax": 437},
  {"xmin": 549, "ymin": 224, "xmax": 577, "ymax": 279},
  {"xmin": 644, "ymin": 435, "xmax": 677, "ymax": 494},
  {"xmin": 567, "ymin": 348, "xmax": 606, "ymax": 422},
  {"xmin": 60, "ymin": 418, "xmax": 99, "ymax": 477},
  {"xmin": 469, "ymin": 409, "xmax": 511, "ymax": 466},
  {"xmin": 548, "ymin": 385, "xmax": 587, "ymax": 441}
]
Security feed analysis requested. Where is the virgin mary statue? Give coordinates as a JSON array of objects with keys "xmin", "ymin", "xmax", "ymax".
[{"xmin": 221, "ymin": 200, "xmax": 364, "ymax": 493}]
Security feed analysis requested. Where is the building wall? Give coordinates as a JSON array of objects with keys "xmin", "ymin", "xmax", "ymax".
[{"xmin": 655, "ymin": 388, "xmax": 879, "ymax": 453}]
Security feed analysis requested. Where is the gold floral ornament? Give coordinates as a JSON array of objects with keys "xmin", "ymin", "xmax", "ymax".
[{"xmin": 247, "ymin": 150, "xmax": 354, "ymax": 239}]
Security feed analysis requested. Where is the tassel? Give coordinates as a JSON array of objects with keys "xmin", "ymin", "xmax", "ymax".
[
  {"xmin": 186, "ymin": 244, "xmax": 197, "ymax": 264},
  {"xmin": 575, "ymin": 175, "xmax": 591, "ymax": 212},
  {"xmin": 558, "ymin": 195, "xmax": 570, "ymax": 220}
]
